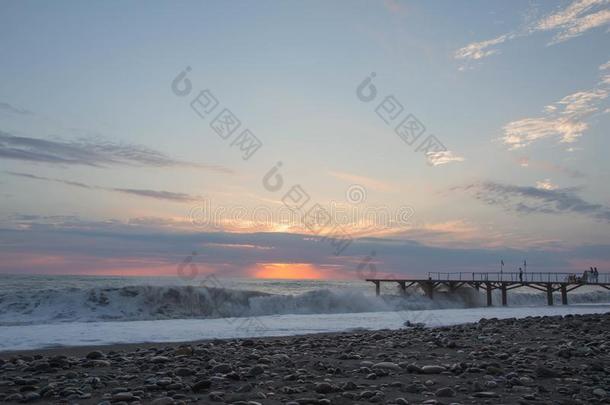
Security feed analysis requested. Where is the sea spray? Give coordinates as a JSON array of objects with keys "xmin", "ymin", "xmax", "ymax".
[{"xmin": 1, "ymin": 282, "xmax": 609, "ymax": 326}]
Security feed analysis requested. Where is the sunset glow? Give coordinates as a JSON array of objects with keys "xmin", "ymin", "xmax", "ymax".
[{"xmin": 251, "ymin": 263, "xmax": 324, "ymax": 280}]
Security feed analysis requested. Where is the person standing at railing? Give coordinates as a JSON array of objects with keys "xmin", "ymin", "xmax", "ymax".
[
  {"xmin": 582, "ymin": 270, "xmax": 589, "ymax": 283},
  {"xmin": 593, "ymin": 267, "xmax": 599, "ymax": 282},
  {"xmin": 519, "ymin": 267, "xmax": 523, "ymax": 282}
]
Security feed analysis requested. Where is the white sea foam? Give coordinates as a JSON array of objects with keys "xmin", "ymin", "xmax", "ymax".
[
  {"xmin": 1, "ymin": 276, "xmax": 609, "ymax": 326},
  {"xmin": 2, "ymin": 304, "xmax": 609, "ymax": 352}
]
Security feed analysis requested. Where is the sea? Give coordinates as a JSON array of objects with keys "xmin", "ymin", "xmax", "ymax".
[{"xmin": 1, "ymin": 274, "xmax": 610, "ymax": 352}]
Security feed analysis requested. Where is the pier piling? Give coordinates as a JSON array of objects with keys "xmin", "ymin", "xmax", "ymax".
[
  {"xmin": 399, "ymin": 281, "xmax": 406, "ymax": 295},
  {"xmin": 546, "ymin": 283, "xmax": 553, "ymax": 306},
  {"xmin": 485, "ymin": 283, "xmax": 493, "ymax": 306}
]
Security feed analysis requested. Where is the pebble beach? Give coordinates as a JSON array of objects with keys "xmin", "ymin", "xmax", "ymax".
[{"xmin": 1, "ymin": 313, "xmax": 609, "ymax": 404}]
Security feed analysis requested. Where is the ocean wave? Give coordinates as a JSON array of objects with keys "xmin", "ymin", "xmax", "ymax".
[{"xmin": 1, "ymin": 284, "xmax": 609, "ymax": 326}]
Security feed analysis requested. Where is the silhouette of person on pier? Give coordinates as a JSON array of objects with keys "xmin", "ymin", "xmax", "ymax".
[{"xmin": 519, "ymin": 267, "xmax": 523, "ymax": 282}]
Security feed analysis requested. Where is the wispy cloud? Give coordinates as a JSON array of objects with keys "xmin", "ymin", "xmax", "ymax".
[
  {"xmin": 454, "ymin": 33, "xmax": 514, "ymax": 62},
  {"xmin": 426, "ymin": 150, "xmax": 465, "ymax": 166},
  {"xmin": 0, "ymin": 130, "xmax": 233, "ymax": 174},
  {"xmin": 501, "ymin": 60, "xmax": 610, "ymax": 149},
  {"xmin": 112, "ymin": 188, "xmax": 197, "ymax": 203},
  {"xmin": 3, "ymin": 216, "xmax": 609, "ymax": 276},
  {"xmin": 455, "ymin": 0, "xmax": 610, "ymax": 65},
  {"xmin": 7, "ymin": 171, "xmax": 92, "ymax": 189},
  {"xmin": 461, "ymin": 181, "xmax": 610, "ymax": 223},
  {"xmin": 538, "ymin": 0, "xmax": 610, "ymax": 44},
  {"xmin": 0, "ymin": 102, "xmax": 33, "ymax": 116},
  {"xmin": 517, "ymin": 156, "xmax": 585, "ymax": 178},
  {"xmin": 328, "ymin": 171, "xmax": 395, "ymax": 192},
  {"xmin": 7, "ymin": 171, "xmax": 199, "ymax": 203}
]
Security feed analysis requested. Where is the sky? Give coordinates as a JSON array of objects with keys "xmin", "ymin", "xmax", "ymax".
[{"xmin": 1, "ymin": 0, "xmax": 609, "ymax": 279}]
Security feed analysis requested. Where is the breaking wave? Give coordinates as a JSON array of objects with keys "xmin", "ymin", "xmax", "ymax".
[{"xmin": 1, "ymin": 284, "xmax": 609, "ymax": 326}]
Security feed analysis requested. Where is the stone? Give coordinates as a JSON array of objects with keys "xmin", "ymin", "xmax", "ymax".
[
  {"xmin": 248, "ymin": 365, "xmax": 264, "ymax": 376},
  {"xmin": 208, "ymin": 391, "xmax": 224, "ymax": 401},
  {"xmin": 472, "ymin": 391, "xmax": 499, "ymax": 398},
  {"xmin": 435, "ymin": 387, "xmax": 455, "ymax": 397},
  {"xmin": 535, "ymin": 365, "xmax": 560, "ymax": 378},
  {"xmin": 86, "ymin": 351, "xmax": 104, "ymax": 360},
  {"xmin": 151, "ymin": 397, "xmax": 175, "ymax": 405},
  {"xmin": 112, "ymin": 392, "xmax": 135, "ymax": 401},
  {"xmin": 192, "ymin": 379, "xmax": 212, "ymax": 392},
  {"xmin": 421, "ymin": 365, "xmax": 446, "ymax": 374},
  {"xmin": 341, "ymin": 381, "xmax": 358, "ymax": 391},
  {"xmin": 90, "ymin": 360, "xmax": 111, "ymax": 367},
  {"xmin": 174, "ymin": 367, "xmax": 194, "ymax": 376},
  {"xmin": 173, "ymin": 346, "xmax": 193, "ymax": 356},
  {"xmin": 211, "ymin": 363, "xmax": 232, "ymax": 374},
  {"xmin": 315, "ymin": 382, "xmax": 334, "ymax": 394},
  {"xmin": 372, "ymin": 362, "xmax": 400, "ymax": 371}
]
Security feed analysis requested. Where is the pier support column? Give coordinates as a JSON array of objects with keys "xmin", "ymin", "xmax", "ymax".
[
  {"xmin": 501, "ymin": 283, "xmax": 507, "ymax": 306},
  {"xmin": 399, "ymin": 281, "xmax": 406, "ymax": 295},
  {"xmin": 546, "ymin": 283, "xmax": 553, "ymax": 306},
  {"xmin": 486, "ymin": 283, "xmax": 493, "ymax": 307},
  {"xmin": 561, "ymin": 285, "xmax": 568, "ymax": 305},
  {"xmin": 423, "ymin": 281, "xmax": 434, "ymax": 299},
  {"xmin": 374, "ymin": 281, "xmax": 380, "ymax": 296}
]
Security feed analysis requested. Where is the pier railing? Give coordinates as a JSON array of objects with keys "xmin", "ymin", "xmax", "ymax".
[{"xmin": 427, "ymin": 271, "xmax": 609, "ymax": 283}]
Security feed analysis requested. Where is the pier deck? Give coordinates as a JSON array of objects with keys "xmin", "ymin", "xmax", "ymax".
[{"xmin": 366, "ymin": 272, "xmax": 610, "ymax": 306}]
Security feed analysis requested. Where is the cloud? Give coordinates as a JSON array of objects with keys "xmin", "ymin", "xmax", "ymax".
[
  {"xmin": 461, "ymin": 181, "xmax": 610, "ymax": 223},
  {"xmin": 0, "ymin": 130, "xmax": 233, "ymax": 174},
  {"xmin": 501, "ymin": 62, "xmax": 610, "ymax": 149},
  {"xmin": 455, "ymin": 0, "xmax": 610, "ymax": 64},
  {"xmin": 112, "ymin": 188, "xmax": 197, "ymax": 203},
  {"xmin": 426, "ymin": 150, "xmax": 465, "ymax": 166},
  {"xmin": 516, "ymin": 156, "xmax": 585, "ymax": 178},
  {"xmin": 2, "ymin": 217, "xmax": 610, "ymax": 276},
  {"xmin": 454, "ymin": 34, "xmax": 513, "ymax": 61},
  {"xmin": 540, "ymin": 1, "xmax": 610, "ymax": 44},
  {"xmin": 328, "ymin": 171, "xmax": 395, "ymax": 192},
  {"xmin": 6, "ymin": 171, "xmax": 199, "ymax": 203},
  {"xmin": 0, "ymin": 102, "xmax": 33, "ymax": 116},
  {"xmin": 7, "ymin": 171, "xmax": 92, "ymax": 189}
]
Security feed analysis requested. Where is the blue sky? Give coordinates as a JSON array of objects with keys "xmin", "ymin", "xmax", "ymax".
[{"xmin": 1, "ymin": 0, "xmax": 609, "ymax": 278}]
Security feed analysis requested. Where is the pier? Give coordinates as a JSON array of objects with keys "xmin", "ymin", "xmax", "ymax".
[{"xmin": 366, "ymin": 272, "xmax": 610, "ymax": 306}]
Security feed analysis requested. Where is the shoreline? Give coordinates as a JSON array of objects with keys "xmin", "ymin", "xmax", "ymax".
[
  {"xmin": 1, "ymin": 313, "xmax": 609, "ymax": 404},
  {"xmin": 3, "ymin": 303, "xmax": 610, "ymax": 353}
]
